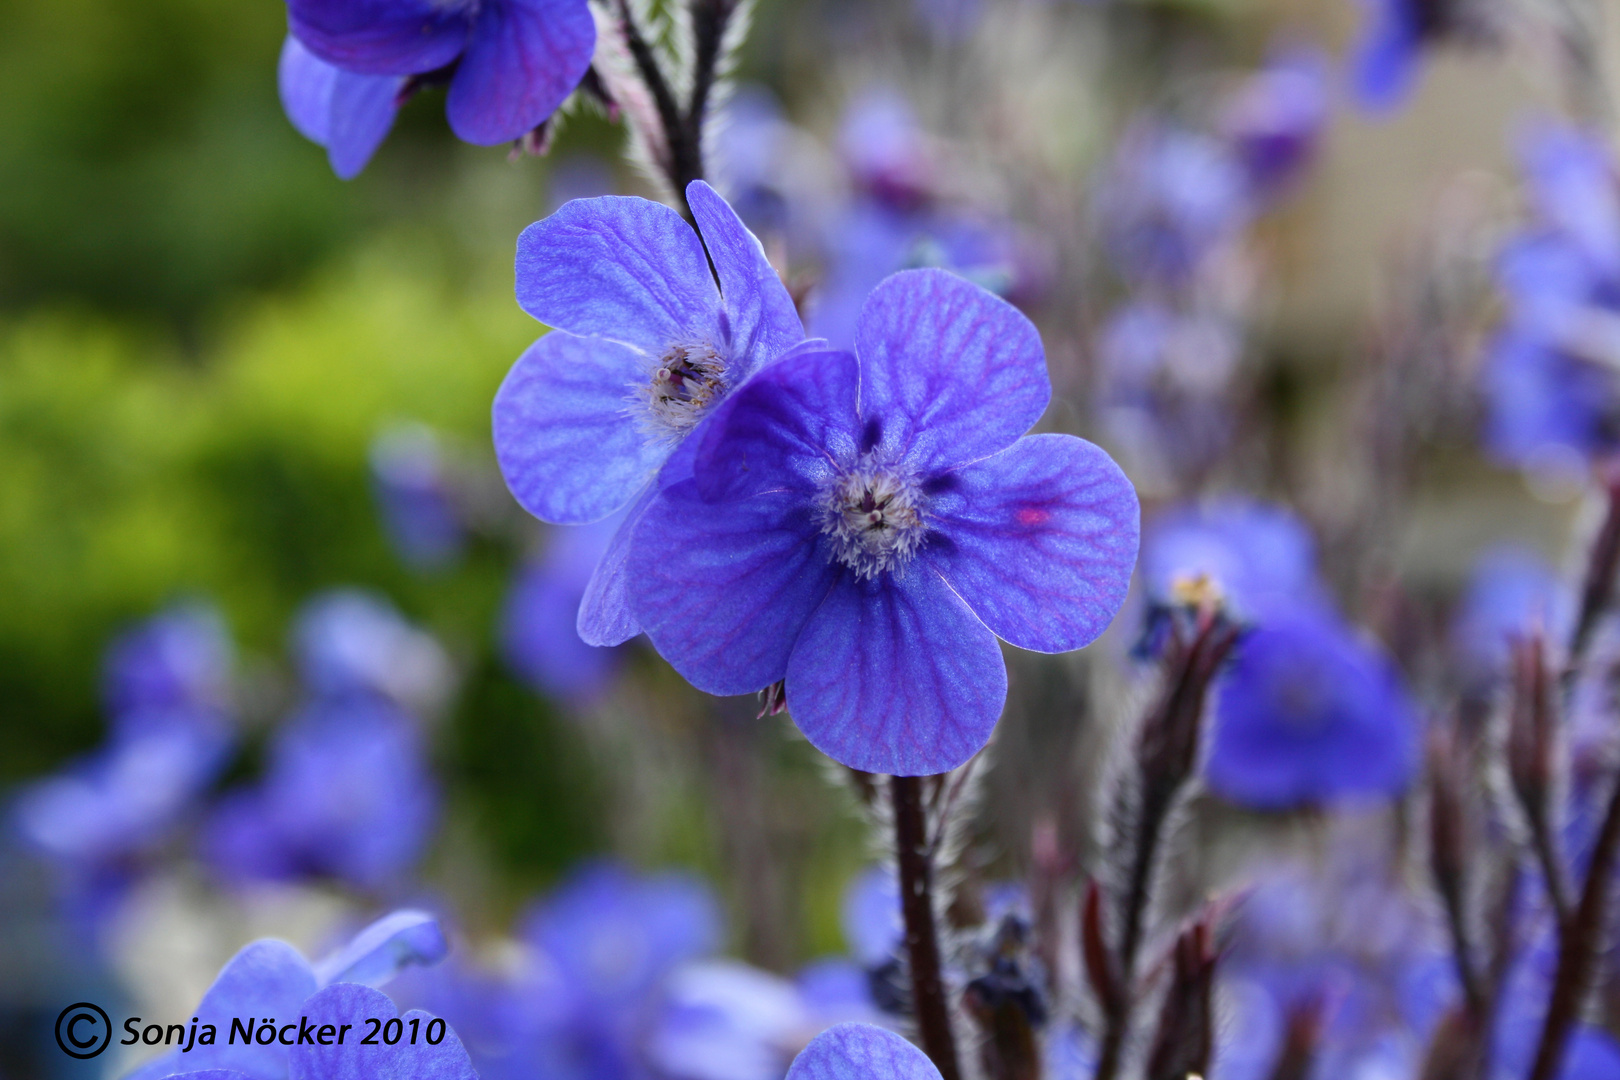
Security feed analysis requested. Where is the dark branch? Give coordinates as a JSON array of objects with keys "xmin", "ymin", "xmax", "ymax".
[{"xmin": 892, "ymin": 774, "xmax": 963, "ymax": 1080}]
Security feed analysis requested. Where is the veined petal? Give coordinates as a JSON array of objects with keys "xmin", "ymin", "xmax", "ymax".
[
  {"xmin": 446, "ymin": 0, "xmax": 595, "ymax": 145},
  {"xmin": 516, "ymin": 196, "xmax": 719, "ymax": 352},
  {"xmin": 311, "ymin": 909, "xmax": 447, "ymax": 988},
  {"xmin": 853, "ymin": 269, "xmax": 1050, "ymax": 472},
  {"xmin": 926, "ymin": 434, "xmax": 1138, "ymax": 653},
  {"xmin": 686, "ymin": 180, "xmax": 805, "ymax": 376},
  {"xmin": 288, "ymin": 0, "xmax": 472, "ymax": 76},
  {"xmin": 326, "ymin": 67, "xmax": 403, "ymax": 179},
  {"xmin": 786, "ymin": 1024, "xmax": 943, "ymax": 1080},
  {"xmin": 694, "ymin": 345, "xmax": 862, "ymax": 503},
  {"xmin": 493, "ymin": 331, "xmax": 665, "ymax": 524},
  {"xmin": 578, "ymin": 485, "xmax": 656, "ymax": 646},
  {"xmin": 288, "ymin": 984, "xmax": 476, "ymax": 1080},
  {"xmin": 630, "ymin": 483, "xmax": 837, "ymax": 696},
  {"xmin": 785, "ymin": 563, "xmax": 1007, "ymax": 775}
]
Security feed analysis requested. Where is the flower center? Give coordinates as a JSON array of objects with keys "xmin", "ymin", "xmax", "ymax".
[
  {"xmin": 818, "ymin": 462, "xmax": 928, "ymax": 579},
  {"xmin": 639, "ymin": 342, "xmax": 727, "ymax": 443}
]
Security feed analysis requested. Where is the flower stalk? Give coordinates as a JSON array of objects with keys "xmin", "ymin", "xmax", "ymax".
[{"xmin": 892, "ymin": 773, "xmax": 963, "ymax": 1080}]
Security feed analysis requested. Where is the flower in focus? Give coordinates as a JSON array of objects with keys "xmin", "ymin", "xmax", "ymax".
[
  {"xmin": 784, "ymin": 1023, "xmax": 940, "ymax": 1080},
  {"xmin": 123, "ymin": 909, "xmax": 452, "ymax": 1080},
  {"xmin": 371, "ymin": 425, "xmax": 467, "ymax": 572},
  {"xmin": 493, "ymin": 180, "xmax": 806, "ymax": 646},
  {"xmin": 629, "ymin": 268, "xmax": 1139, "ymax": 775},
  {"xmin": 279, "ymin": 0, "xmax": 596, "ymax": 177},
  {"xmin": 501, "ymin": 516, "xmax": 627, "ymax": 708},
  {"xmin": 1207, "ymin": 607, "xmax": 1420, "ymax": 809}
]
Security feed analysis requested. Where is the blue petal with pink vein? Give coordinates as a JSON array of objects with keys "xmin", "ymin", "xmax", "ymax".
[
  {"xmin": 924, "ymin": 434, "xmax": 1138, "ymax": 653},
  {"xmin": 516, "ymin": 196, "xmax": 718, "ymax": 352},
  {"xmin": 493, "ymin": 331, "xmax": 665, "ymax": 524},
  {"xmin": 785, "ymin": 563, "xmax": 1007, "ymax": 776},
  {"xmin": 446, "ymin": 0, "xmax": 595, "ymax": 145},
  {"xmin": 852, "ymin": 268, "xmax": 1050, "ymax": 473}
]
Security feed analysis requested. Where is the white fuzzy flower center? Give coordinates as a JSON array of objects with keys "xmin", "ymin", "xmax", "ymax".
[
  {"xmin": 818, "ymin": 461, "xmax": 928, "ymax": 579},
  {"xmin": 639, "ymin": 342, "xmax": 727, "ymax": 443}
]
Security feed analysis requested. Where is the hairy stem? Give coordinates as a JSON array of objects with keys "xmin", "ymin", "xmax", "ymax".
[
  {"xmin": 892, "ymin": 774, "xmax": 963, "ymax": 1080},
  {"xmin": 1527, "ymin": 772, "xmax": 1620, "ymax": 1080},
  {"xmin": 1568, "ymin": 475, "xmax": 1620, "ymax": 672}
]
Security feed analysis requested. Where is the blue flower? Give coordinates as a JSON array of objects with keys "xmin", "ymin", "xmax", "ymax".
[
  {"xmin": 281, "ymin": 0, "xmax": 595, "ymax": 176},
  {"xmin": 203, "ymin": 696, "xmax": 439, "ymax": 890},
  {"xmin": 293, "ymin": 590, "xmax": 453, "ymax": 714},
  {"xmin": 371, "ymin": 425, "xmax": 467, "ymax": 571},
  {"xmin": 124, "ymin": 910, "xmax": 452, "ymax": 1080},
  {"xmin": 102, "ymin": 603, "xmax": 234, "ymax": 720},
  {"xmin": 1207, "ymin": 607, "xmax": 1420, "ymax": 809},
  {"xmin": 785, "ymin": 1024, "xmax": 940, "ymax": 1080},
  {"xmin": 627, "ymin": 268, "xmax": 1139, "ymax": 775},
  {"xmin": 1219, "ymin": 47, "xmax": 1330, "ymax": 198},
  {"xmin": 1140, "ymin": 497, "xmax": 1325, "ymax": 624},
  {"xmin": 493, "ymin": 181, "xmax": 806, "ymax": 646},
  {"xmin": 1352, "ymin": 0, "xmax": 1433, "ymax": 112},
  {"xmin": 501, "ymin": 516, "xmax": 627, "ymax": 708},
  {"xmin": 1093, "ymin": 122, "xmax": 1251, "ymax": 287}
]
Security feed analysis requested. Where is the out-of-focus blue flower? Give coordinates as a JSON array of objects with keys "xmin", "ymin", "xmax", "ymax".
[
  {"xmin": 1094, "ymin": 122, "xmax": 1251, "ymax": 286},
  {"xmin": 785, "ymin": 1024, "xmax": 940, "ymax": 1080},
  {"xmin": 1207, "ymin": 607, "xmax": 1420, "ymax": 809},
  {"xmin": 280, "ymin": 0, "xmax": 596, "ymax": 177},
  {"xmin": 293, "ymin": 590, "xmax": 454, "ymax": 714},
  {"xmin": 839, "ymin": 89, "xmax": 934, "ymax": 212},
  {"xmin": 493, "ymin": 181, "xmax": 805, "ymax": 647},
  {"xmin": 370, "ymin": 425, "xmax": 467, "ymax": 572},
  {"xmin": 501, "ymin": 516, "xmax": 627, "ymax": 708},
  {"xmin": 124, "ymin": 910, "xmax": 452, "ymax": 1080},
  {"xmin": 204, "ymin": 696, "xmax": 438, "ymax": 890},
  {"xmin": 1220, "ymin": 48, "xmax": 1330, "ymax": 198},
  {"xmin": 1452, "ymin": 545, "xmax": 1573, "ymax": 673},
  {"xmin": 1491, "ymin": 933, "xmax": 1620, "ymax": 1080},
  {"xmin": 1520, "ymin": 124, "xmax": 1620, "ymax": 278},
  {"xmin": 102, "ymin": 603, "xmax": 233, "ymax": 721},
  {"xmin": 1140, "ymin": 497, "xmax": 1325, "ymax": 624},
  {"xmin": 840, "ymin": 866, "xmax": 901, "ymax": 969},
  {"xmin": 628, "ymin": 269, "xmax": 1139, "ymax": 775}
]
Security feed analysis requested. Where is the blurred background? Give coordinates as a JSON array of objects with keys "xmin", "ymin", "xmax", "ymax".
[{"xmin": 5, "ymin": 0, "xmax": 1620, "ymax": 1077}]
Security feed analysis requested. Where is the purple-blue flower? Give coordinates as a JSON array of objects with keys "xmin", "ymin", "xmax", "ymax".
[
  {"xmin": 785, "ymin": 1024, "xmax": 940, "ymax": 1080},
  {"xmin": 293, "ymin": 590, "xmax": 453, "ymax": 714},
  {"xmin": 281, "ymin": 0, "xmax": 595, "ymax": 176},
  {"xmin": 1219, "ymin": 48, "xmax": 1330, "ymax": 198},
  {"xmin": 1140, "ymin": 497, "xmax": 1325, "ymax": 624},
  {"xmin": 1452, "ymin": 544, "xmax": 1573, "ymax": 674},
  {"xmin": 1207, "ymin": 607, "xmax": 1420, "ymax": 809},
  {"xmin": 493, "ymin": 180, "xmax": 806, "ymax": 646},
  {"xmin": 204, "ymin": 696, "xmax": 439, "ymax": 890},
  {"xmin": 501, "ymin": 516, "xmax": 627, "ymax": 708},
  {"xmin": 627, "ymin": 268, "xmax": 1139, "ymax": 775},
  {"xmin": 371, "ymin": 425, "xmax": 467, "ymax": 571},
  {"xmin": 125, "ymin": 910, "xmax": 451, "ymax": 1080},
  {"xmin": 102, "ymin": 603, "xmax": 234, "ymax": 720}
]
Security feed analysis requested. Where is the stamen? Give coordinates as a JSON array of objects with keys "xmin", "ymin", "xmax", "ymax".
[
  {"xmin": 638, "ymin": 342, "xmax": 727, "ymax": 443},
  {"xmin": 818, "ymin": 458, "xmax": 929, "ymax": 579}
]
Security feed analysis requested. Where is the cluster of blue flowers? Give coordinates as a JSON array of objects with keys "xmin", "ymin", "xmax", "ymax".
[{"xmin": 492, "ymin": 179, "xmax": 1140, "ymax": 774}]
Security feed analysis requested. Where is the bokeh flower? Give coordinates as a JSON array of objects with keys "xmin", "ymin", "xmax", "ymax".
[
  {"xmin": 629, "ymin": 268, "xmax": 1138, "ymax": 775},
  {"xmin": 494, "ymin": 180, "xmax": 806, "ymax": 645},
  {"xmin": 370, "ymin": 425, "xmax": 467, "ymax": 572}
]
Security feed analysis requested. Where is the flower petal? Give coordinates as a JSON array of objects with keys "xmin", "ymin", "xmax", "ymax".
[
  {"xmin": 578, "ymin": 486, "xmax": 655, "ymax": 645},
  {"xmin": 446, "ymin": 0, "xmax": 596, "ymax": 145},
  {"xmin": 853, "ymin": 268, "xmax": 1050, "ymax": 472},
  {"xmin": 926, "ymin": 434, "xmax": 1138, "ymax": 653},
  {"xmin": 494, "ymin": 331, "xmax": 666, "ymax": 524},
  {"xmin": 686, "ymin": 180, "xmax": 805, "ymax": 376},
  {"xmin": 288, "ymin": 984, "xmax": 476, "ymax": 1080},
  {"xmin": 786, "ymin": 1024, "xmax": 943, "ymax": 1080},
  {"xmin": 326, "ymin": 67, "xmax": 403, "ymax": 179},
  {"xmin": 311, "ymin": 909, "xmax": 448, "ymax": 989},
  {"xmin": 786, "ymin": 563, "xmax": 1007, "ymax": 775},
  {"xmin": 516, "ymin": 196, "xmax": 718, "ymax": 352},
  {"xmin": 1352, "ymin": 0, "xmax": 1420, "ymax": 113},
  {"xmin": 630, "ymin": 482, "xmax": 837, "ymax": 695},
  {"xmin": 279, "ymin": 36, "xmax": 338, "ymax": 145},
  {"xmin": 288, "ymin": 0, "xmax": 472, "ymax": 76},
  {"xmin": 694, "ymin": 344, "xmax": 862, "ymax": 502},
  {"xmin": 130, "ymin": 941, "xmax": 317, "ymax": 1080}
]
